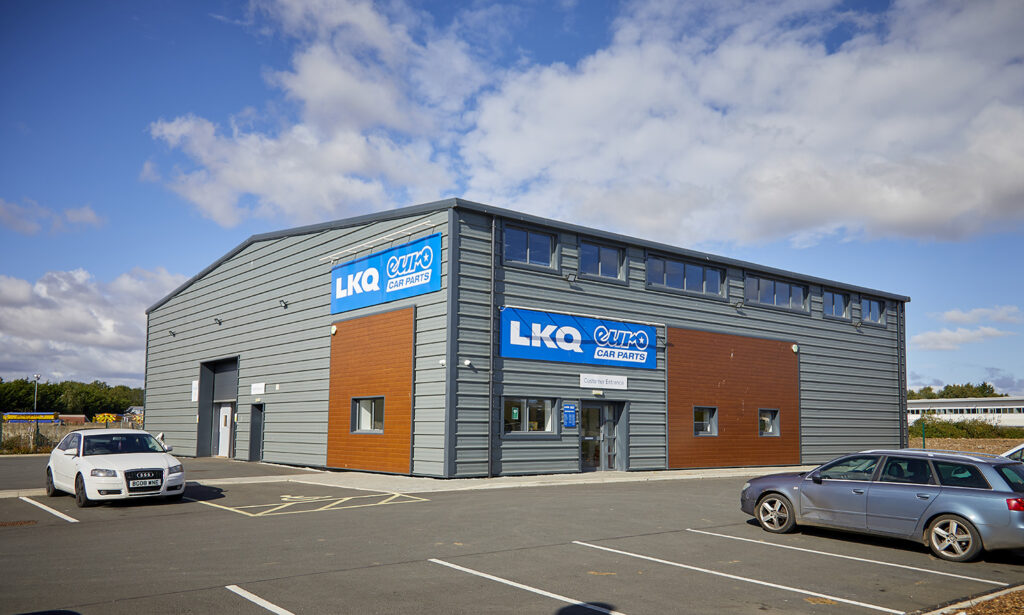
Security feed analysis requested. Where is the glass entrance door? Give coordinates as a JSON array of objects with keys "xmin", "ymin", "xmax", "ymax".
[{"xmin": 581, "ymin": 402, "xmax": 618, "ymax": 471}]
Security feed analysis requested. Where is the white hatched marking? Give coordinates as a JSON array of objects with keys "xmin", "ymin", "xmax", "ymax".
[
  {"xmin": 19, "ymin": 497, "xmax": 78, "ymax": 523},
  {"xmin": 225, "ymin": 585, "xmax": 295, "ymax": 615}
]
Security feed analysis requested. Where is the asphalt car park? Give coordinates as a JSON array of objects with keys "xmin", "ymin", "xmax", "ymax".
[{"xmin": 1, "ymin": 462, "xmax": 1022, "ymax": 615}]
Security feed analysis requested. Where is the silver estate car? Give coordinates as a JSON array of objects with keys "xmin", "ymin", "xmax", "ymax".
[{"xmin": 740, "ymin": 449, "xmax": 1024, "ymax": 562}]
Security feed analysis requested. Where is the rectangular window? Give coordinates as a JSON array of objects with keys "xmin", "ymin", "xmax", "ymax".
[
  {"xmin": 504, "ymin": 227, "xmax": 553, "ymax": 268},
  {"xmin": 353, "ymin": 397, "xmax": 384, "ymax": 432},
  {"xmin": 503, "ymin": 397, "xmax": 554, "ymax": 433},
  {"xmin": 758, "ymin": 409, "xmax": 780, "ymax": 437},
  {"xmin": 934, "ymin": 461, "xmax": 990, "ymax": 489},
  {"xmin": 694, "ymin": 406, "xmax": 718, "ymax": 436},
  {"xmin": 880, "ymin": 457, "xmax": 933, "ymax": 484},
  {"xmin": 745, "ymin": 275, "xmax": 808, "ymax": 311},
  {"xmin": 861, "ymin": 297, "xmax": 885, "ymax": 325},
  {"xmin": 646, "ymin": 256, "xmax": 725, "ymax": 297},
  {"xmin": 580, "ymin": 240, "xmax": 621, "ymax": 279},
  {"xmin": 823, "ymin": 290, "xmax": 849, "ymax": 319}
]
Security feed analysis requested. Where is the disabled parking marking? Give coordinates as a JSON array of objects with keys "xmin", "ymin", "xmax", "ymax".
[
  {"xmin": 18, "ymin": 497, "xmax": 78, "ymax": 523},
  {"xmin": 226, "ymin": 585, "xmax": 295, "ymax": 615},
  {"xmin": 573, "ymin": 540, "xmax": 905, "ymax": 614},
  {"xmin": 188, "ymin": 491, "xmax": 428, "ymax": 517},
  {"xmin": 686, "ymin": 528, "xmax": 1008, "ymax": 586},
  {"xmin": 429, "ymin": 558, "xmax": 629, "ymax": 615}
]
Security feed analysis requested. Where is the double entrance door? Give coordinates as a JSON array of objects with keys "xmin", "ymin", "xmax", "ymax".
[{"xmin": 581, "ymin": 402, "xmax": 621, "ymax": 471}]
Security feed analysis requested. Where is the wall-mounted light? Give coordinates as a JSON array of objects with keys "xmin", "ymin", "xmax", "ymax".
[
  {"xmin": 592, "ymin": 389, "xmax": 604, "ymax": 397},
  {"xmin": 463, "ymin": 359, "xmax": 472, "ymax": 367},
  {"xmin": 168, "ymin": 330, "xmax": 176, "ymax": 337},
  {"xmin": 565, "ymin": 273, "xmax": 578, "ymax": 283},
  {"xmin": 330, "ymin": 325, "xmax": 337, "ymax": 336},
  {"xmin": 279, "ymin": 299, "xmax": 288, "ymax": 308},
  {"xmin": 438, "ymin": 359, "xmax": 447, "ymax": 367},
  {"xmin": 214, "ymin": 318, "xmax": 223, "ymax": 325},
  {"xmin": 854, "ymin": 321, "xmax": 863, "ymax": 330},
  {"xmin": 791, "ymin": 344, "xmax": 799, "ymax": 353},
  {"xmin": 733, "ymin": 300, "xmax": 743, "ymax": 309}
]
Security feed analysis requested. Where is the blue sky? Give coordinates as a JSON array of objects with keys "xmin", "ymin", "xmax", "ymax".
[{"xmin": 2, "ymin": 0, "xmax": 1023, "ymax": 392}]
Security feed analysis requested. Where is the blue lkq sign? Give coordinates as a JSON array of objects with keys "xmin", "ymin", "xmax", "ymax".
[
  {"xmin": 500, "ymin": 307, "xmax": 657, "ymax": 370},
  {"xmin": 331, "ymin": 233, "xmax": 442, "ymax": 314}
]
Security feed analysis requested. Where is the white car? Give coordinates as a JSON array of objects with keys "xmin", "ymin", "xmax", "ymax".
[
  {"xmin": 1004, "ymin": 442, "xmax": 1024, "ymax": 461},
  {"xmin": 46, "ymin": 429, "xmax": 186, "ymax": 507}
]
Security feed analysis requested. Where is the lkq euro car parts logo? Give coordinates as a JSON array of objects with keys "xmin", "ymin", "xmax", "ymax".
[
  {"xmin": 331, "ymin": 234, "xmax": 442, "ymax": 313},
  {"xmin": 500, "ymin": 307, "xmax": 656, "ymax": 369}
]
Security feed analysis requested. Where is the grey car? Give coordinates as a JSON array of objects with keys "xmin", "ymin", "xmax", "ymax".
[{"xmin": 740, "ymin": 449, "xmax": 1024, "ymax": 562}]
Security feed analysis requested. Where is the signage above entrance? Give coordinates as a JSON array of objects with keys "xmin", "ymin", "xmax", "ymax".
[
  {"xmin": 500, "ymin": 307, "xmax": 657, "ymax": 369},
  {"xmin": 580, "ymin": 373, "xmax": 628, "ymax": 390},
  {"xmin": 331, "ymin": 234, "xmax": 442, "ymax": 314}
]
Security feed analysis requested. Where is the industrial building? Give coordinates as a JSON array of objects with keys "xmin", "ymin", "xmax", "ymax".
[{"xmin": 143, "ymin": 198, "xmax": 909, "ymax": 477}]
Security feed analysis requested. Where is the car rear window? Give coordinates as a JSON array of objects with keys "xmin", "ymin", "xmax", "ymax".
[
  {"xmin": 996, "ymin": 464, "xmax": 1024, "ymax": 493},
  {"xmin": 934, "ymin": 461, "xmax": 990, "ymax": 489}
]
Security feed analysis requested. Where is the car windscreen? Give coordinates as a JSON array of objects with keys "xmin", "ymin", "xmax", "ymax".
[
  {"xmin": 995, "ymin": 464, "xmax": 1024, "ymax": 493},
  {"xmin": 82, "ymin": 434, "xmax": 164, "ymax": 456}
]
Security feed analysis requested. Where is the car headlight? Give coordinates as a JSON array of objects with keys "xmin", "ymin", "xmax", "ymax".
[
  {"xmin": 91, "ymin": 469, "xmax": 117, "ymax": 477},
  {"xmin": 168, "ymin": 464, "xmax": 183, "ymax": 475}
]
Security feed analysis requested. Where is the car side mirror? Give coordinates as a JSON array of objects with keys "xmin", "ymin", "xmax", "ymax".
[
  {"xmin": 811, "ymin": 473, "xmax": 822, "ymax": 484},
  {"xmin": 163, "ymin": 444, "xmax": 174, "ymax": 452},
  {"xmin": 63, "ymin": 449, "xmax": 78, "ymax": 457}
]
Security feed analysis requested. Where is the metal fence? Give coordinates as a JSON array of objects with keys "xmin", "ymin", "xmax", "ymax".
[{"xmin": 0, "ymin": 422, "xmax": 140, "ymax": 454}]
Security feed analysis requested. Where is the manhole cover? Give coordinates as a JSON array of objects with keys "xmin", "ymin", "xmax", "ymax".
[{"xmin": 0, "ymin": 520, "xmax": 38, "ymax": 527}]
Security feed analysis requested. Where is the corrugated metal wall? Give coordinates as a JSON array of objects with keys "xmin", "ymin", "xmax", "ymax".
[
  {"xmin": 451, "ymin": 208, "xmax": 904, "ymax": 475},
  {"xmin": 144, "ymin": 211, "xmax": 449, "ymax": 474}
]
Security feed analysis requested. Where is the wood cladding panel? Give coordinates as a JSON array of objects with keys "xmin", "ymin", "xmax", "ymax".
[
  {"xmin": 667, "ymin": 328, "xmax": 800, "ymax": 468},
  {"xmin": 327, "ymin": 308, "xmax": 414, "ymax": 473}
]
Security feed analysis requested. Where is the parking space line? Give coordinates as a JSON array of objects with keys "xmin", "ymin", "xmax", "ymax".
[
  {"xmin": 225, "ymin": 584, "xmax": 295, "ymax": 615},
  {"xmin": 573, "ymin": 540, "xmax": 904, "ymax": 614},
  {"xmin": 429, "ymin": 558, "xmax": 628, "ymax": 615},
  {"xmin": 18, "ymin": 497, "xmax": 78, "ymax": 523},
  {"xmin": 685, "ymin": 528, "xmax": 1008, "ymax": 587}
]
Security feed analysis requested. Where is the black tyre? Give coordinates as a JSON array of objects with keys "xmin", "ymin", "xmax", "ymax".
[
  {"xmin": 756, "ymin": 493, "xmax": 796, "ymax": 533},
  {"xmin": 927, "ymin": 514, "xmax": 982, "ymax": 562},
  {"xmin": 74, "ymin": 474, "xmax": 93, "ymax": 508},
  {"xmin": 45, "ymin": 468, "xmax": 58, "ymax": 497}
]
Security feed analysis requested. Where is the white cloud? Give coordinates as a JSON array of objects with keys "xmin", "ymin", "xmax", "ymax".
[
  {"xmin": 984, "ymin": 367, "xmax": 1024, "ymax": 396},
  {"xmin": 148, "ymin": 0, "xmax": 1024, "ymax": 249},
  {"xmin": 0, "ymin": 267, "xmax": 187, "ymax": 387},
  {"xmin": 0, "ymin": 197, "xmax": 104, "ymax": 235},
  {"xmin": 939, "ymin": 305, "xmax": 1022, "ymax": 324},
  {"xmin": 910, "ymin": 326, "xmax": 1014, "ymax": 351}
]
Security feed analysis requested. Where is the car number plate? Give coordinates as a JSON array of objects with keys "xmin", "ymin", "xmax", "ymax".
[{"xmin": 130, "ymin": 479, "xmax": 161, "ymax": 488}]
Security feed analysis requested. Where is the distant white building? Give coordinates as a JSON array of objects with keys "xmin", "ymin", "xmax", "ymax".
[{"xmin": 908, "ymin": 396, "xmax": 1024, "ymax": 427}]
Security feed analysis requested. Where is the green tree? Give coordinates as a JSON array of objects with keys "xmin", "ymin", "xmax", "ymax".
[{"xmin": 908, "ymin": 381, "xmax": 1007, "ymax": 400}]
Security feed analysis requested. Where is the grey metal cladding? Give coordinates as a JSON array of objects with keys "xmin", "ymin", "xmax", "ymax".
[
  {"xmin": 452, "ymin": 210, "xmax": 669, "ymax": 476},
  {"xmin": 452, "ymin": 208, "xmax": 905, "ymax": 473},
  {"xmin": 144, "ymin": 211, "xmax": 450, "ymax": 473}
]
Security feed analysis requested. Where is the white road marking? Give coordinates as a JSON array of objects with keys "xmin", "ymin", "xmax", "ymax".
[
  {"xmin": 573, "ymin": 540, "xmax": 904, "ymax": 615},
  {"xmin": 19, "ymin": 497, "xmax": 78, "ymax": 523},
  {"xmin": 225, "ymin": 585, "xmax": 295, "ymax": 615},
  {"xmin": 686, "ymin": 528, "xmax": 1008, "ymax": 586},
  {"xmin": 429, "ymin": 558, "xmax": 628, "ymax": 615}
]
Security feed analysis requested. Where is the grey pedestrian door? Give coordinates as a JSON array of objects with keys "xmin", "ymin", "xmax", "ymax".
[
  {"xmin": 249, "ymin": 404, "xmax": 264, "ymax": 462},
  {"xmin": 581, "ymin": 402, "xmax": 619, "ymax": 471}
]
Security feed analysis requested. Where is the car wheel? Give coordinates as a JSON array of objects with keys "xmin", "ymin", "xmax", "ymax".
[
  {"xmin": 927, "ymin": 514, "xmax": 982, "ymax": 562},
  {"xmin": 45, "ymin": 468, "xmax": 58, "ymax": 497},
  {"xmin": 74, "ymin": 474, "xmax": 94, "ymax": 508},
  {"xmin": 756, "ymin": 493, "xmax": 796, "ymax": 533}
]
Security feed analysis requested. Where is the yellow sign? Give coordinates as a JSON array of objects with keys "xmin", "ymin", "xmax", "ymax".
[{"xmin": 93, "ymin": 413, "xmax": 120, "ymax": 423}]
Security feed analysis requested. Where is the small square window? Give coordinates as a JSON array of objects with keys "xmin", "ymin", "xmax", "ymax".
[
  {"xmin": 353, "ymin": 397, "xmax": 384, "ymax": 432},
  {"xmin": 505, "ymin": 227, "xmax": 553, "ymax": 268},
  {"xmin": 758, "ymin": 409, "xmax": 780, "ymax": 437},
  {"xmin": 580, "ymin": 241, "xmax": 621, "ymax": 279},
  {"xmin": 824, "ymin": 290, "xmax": 849, "ymax": 319},
  {"xmin": 694, "ymin": 406, "xmax": 718, "ymax": 437},
  {"xmin": 862, "ymin": 298, "xmax": 885, "ymax": 324}
]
